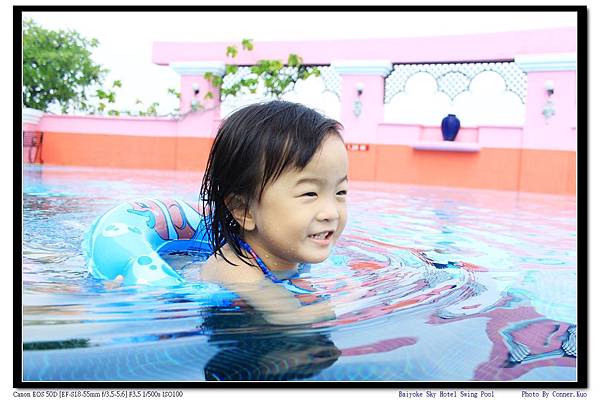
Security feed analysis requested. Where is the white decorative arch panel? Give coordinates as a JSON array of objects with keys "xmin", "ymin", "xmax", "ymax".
[{"xmin": 384, "ymin": 62, "xmax": 526, "ymax": 126}]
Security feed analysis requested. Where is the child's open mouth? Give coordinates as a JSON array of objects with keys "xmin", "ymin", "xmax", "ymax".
[{"xmin": 308, "ymin": 230, "xmax": 334, "ymax": 244}]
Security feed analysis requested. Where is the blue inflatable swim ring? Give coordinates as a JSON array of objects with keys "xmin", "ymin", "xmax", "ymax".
[{"xmin": 84, "ymin": 198, "xmax": 212, "ymax": 287}]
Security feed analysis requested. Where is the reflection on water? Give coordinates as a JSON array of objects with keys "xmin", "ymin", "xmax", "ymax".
[
  {"xmin": 201, "ymin": 308, "xmax": 341, "ymax": 381},
  {"xmin": 22, "ymin": 165, "xmax": 577, "ymax": 381}
]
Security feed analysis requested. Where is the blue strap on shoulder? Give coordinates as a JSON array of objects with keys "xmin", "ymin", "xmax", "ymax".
[{"xmin": 237, "ymin": 239, "xmax": 315, "ymax": 295}]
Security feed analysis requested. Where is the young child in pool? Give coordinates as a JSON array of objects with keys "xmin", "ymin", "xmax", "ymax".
[{"xmin": 198, "ymin": 101, "xmax": 350, "ymax": 325}]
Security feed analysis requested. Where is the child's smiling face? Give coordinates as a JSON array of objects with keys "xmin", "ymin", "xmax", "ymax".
[{"xmin": 241, "ymin": 134, "xmax": 348, "ymax": 271}]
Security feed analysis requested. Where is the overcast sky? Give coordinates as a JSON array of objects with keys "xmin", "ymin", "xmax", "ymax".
[{"xmin": 23, "ymin": 11, "xmax": 577, "ymax": 115}]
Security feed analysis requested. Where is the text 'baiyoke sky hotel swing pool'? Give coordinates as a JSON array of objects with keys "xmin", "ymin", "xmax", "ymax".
[{"xmin": 21, "ymin": 25, "xmax": 579, "ymax": 383}]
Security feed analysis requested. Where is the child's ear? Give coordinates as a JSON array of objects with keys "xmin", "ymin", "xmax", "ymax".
[{"xmin": 225, "ymin": 194, "xmax": 256, "ymax": 231}]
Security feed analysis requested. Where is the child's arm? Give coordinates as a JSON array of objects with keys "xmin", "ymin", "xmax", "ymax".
[
  {"xmin": 200, "ymin": 257, "xmax": 337, "ymax": 325},
  {"xmin": 103, "ymin": 274, "xmax": 124, "ymax": 290},
  {"xmin": 227, "ymin": 279, "xmax": 336, "ymax": 325}
]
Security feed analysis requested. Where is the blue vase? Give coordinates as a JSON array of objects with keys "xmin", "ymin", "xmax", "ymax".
[{"xmin": 441, "ymin": 114, "xmax": 460, "ymax": 141}]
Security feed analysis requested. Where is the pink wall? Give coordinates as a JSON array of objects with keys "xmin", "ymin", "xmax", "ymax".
[
  {"xmin": 151, "ymin": 28, "xmax": 577, "ymax": 153},
  {"xmin": 37, "ymin": 113, "xmax": 221, "ymax": 139},
  {"xmin": 421, "ymin": 126, "xmax": 478, "ymax": 142},
  {"xmin": 179, "ymin": 75, "xmax": 219, "ymax": 114},
  {"xmin": 339, "ymin": 75, "xmax": 386, "ymax": 144},
  {"xmin": 521, "ymin": 71, "xmax": 577, "ymax": 151},
  {"xmin": 34, "ymin": 114, "xmax": 530, "ymax": 151},
  {"xmin": 374, "ymin": 124, "xmax": 421, "ymax": 145},
  {"xmin": 153, "ymin": 28, "xmax": 576, "ymax": 65},
  {"xmin": 27, "ymin": 28, "xmax": 577, "ymax": 159},
  {"xmin": 177, "ymin": 75, "xmax": 222, "ymax": 138},
  {"xmin": 22, "ymin": 28, "xmax": 578, "ymax": 194},
  {"xmin": 479, "ymin": 127, "xmax": 524, "ymax": 148},
  {"xmin": 372, "ymin": 123, "xmax": 523, "ymax": 149},
  {"xmin": 38, "ymin": 114, "xmax": 178, "ymax": 137}
]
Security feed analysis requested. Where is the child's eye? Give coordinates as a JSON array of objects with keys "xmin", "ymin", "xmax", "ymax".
[
  {"xmin": 302, "ymin": 192, "xmax": 318, "ymax": 197},
  {"xmin": 337, "ymin": 190, "xmax": 347, "ymax": 196}
]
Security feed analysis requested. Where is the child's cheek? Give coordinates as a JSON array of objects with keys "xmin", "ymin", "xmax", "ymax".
[
  {"xmin": 334, "ymin": 223, "xmax": 346, "ymax": 242},
  {"xmin": 340, "ymin": 210, "xmax": 348, "ymax": 232}
]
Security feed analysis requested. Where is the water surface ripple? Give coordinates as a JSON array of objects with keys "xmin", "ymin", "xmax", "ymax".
[{"xmin": 22, "ymin": 166, "xmax": 577, "ymax": 381}]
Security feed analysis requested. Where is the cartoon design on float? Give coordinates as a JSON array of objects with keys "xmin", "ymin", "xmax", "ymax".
[
  {"xmin": 163, "ymin": 199, "xmax": 198, "ymax": 240},
  {"xmin": 85, "ymin": 199, "xmax": 208, "ymax": 287},
  {"xmin": 128, "ymin": 200, "xmax": 170, "ymax": 240}
]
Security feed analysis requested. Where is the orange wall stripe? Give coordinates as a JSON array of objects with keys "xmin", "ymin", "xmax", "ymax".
[
  {"xmin": 347, "ymin": 144, "xmax": 575, "ymax": 195},
  {"xmin": 42, "ymin": 132, "xmax": 214, "ymax": 171},
  {"xmin": 36, "ymin": 132, "xmax": 575, "ymax": 195}
]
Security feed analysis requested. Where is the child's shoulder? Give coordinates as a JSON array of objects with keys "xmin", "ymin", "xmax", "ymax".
[{"xmin": 199, "ymin": 246, "xmax": 264, "ymax": 285}]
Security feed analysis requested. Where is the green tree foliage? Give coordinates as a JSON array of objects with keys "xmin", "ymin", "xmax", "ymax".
[
  {"xmin": 23, "ymin": 18, "xmax": 108, "ymax": 113},
  {"xmin": 23, "ymin": 24, "xmax": 318, "ymax": 118},
  {"xmin": 203, "ymin": 39, "xmax": 321, "ymax": 101}
]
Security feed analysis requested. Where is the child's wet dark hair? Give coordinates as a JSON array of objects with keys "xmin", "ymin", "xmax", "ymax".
[{"xmin": 199, "ymin": 100, "xmax": 343, "ymax": 266}]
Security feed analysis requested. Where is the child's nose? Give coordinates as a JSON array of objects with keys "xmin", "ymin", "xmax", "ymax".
[{"xmin": 316, "ymin": 199, "xmax": 340, "ymax": 221}]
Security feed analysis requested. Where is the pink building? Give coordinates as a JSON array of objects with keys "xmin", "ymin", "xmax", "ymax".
[{"xmin": 24, "ymin": 28, "xmax": 577, "ymax": 194}]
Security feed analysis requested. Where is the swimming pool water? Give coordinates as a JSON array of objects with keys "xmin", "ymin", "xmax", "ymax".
[{"xmin": 21, "ymin": 165, "xmax": 578, "ymax": 382}]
